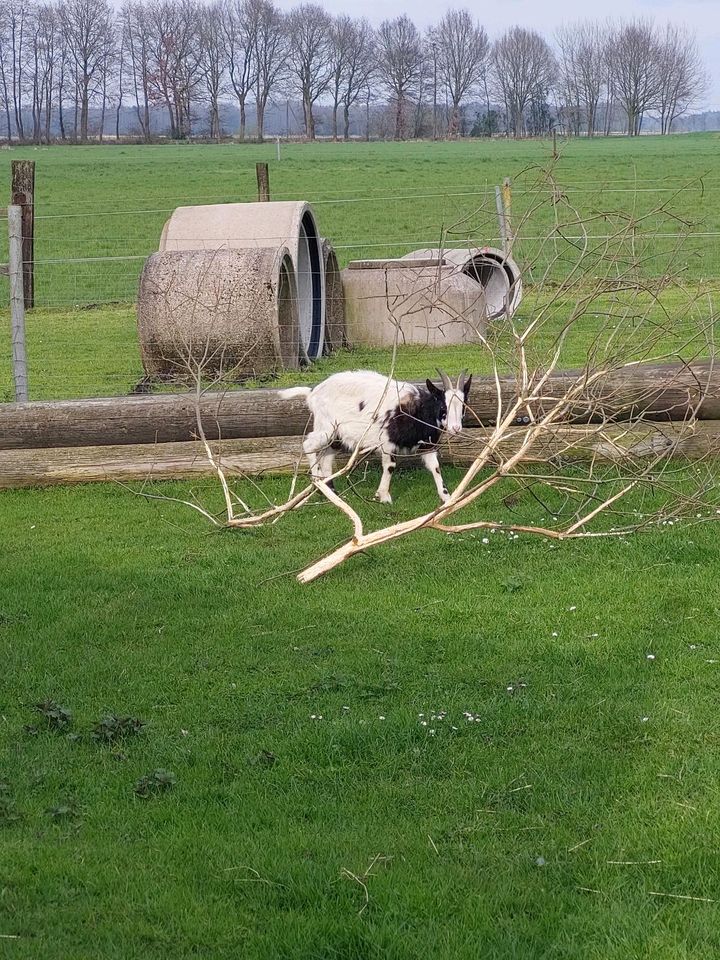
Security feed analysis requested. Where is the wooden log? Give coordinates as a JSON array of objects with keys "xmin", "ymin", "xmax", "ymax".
[
  {"xmin": 442, "ymin": 419, "xmax": 720, "ymax": 466},
  {"xmin": 0, "ymin": 390, "xmax": 312, "ymax": 451},
  {"xmin": 0, "ymin": 362, "xmax": 718, "ymax": 452},
  {"xmin": 0, "ymin": 436, "xmax": 305, "ymax": 489},
  {"xmin": 11, "ymin": 160, "xmax": 34, "ymax": 309},
  {"xmin": 1, "ymin": 422, "xmax": 719, "ymax": 490}
]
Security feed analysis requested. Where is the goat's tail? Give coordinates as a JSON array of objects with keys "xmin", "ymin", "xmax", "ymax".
[{"xmin": 277, "ymin": 386, "xmax": 312, "ymax": 403}]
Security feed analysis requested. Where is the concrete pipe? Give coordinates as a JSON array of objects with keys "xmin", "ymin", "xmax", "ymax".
[
  {"xmin": 341, "ymin": 258, "xmax": 487, "ymax": 349},
  {"xmin": 402, "ymin": 246, "xmax": 522, "ymax": 319},
  {"xmin": 322, "ymin": 239, "xmax": 346, "ymax": 354},
  {"xmin": 137, "ymin": 247, "xmax": 299, "ymax": 380},
  {"xmin": 159, "ymin": 201, "xmax": 325, "ymax": 362}
]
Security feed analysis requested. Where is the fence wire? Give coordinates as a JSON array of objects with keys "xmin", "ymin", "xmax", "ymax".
[{"xmin": 1, "ymin": 177, "xmax": 719, "ymax": 402}]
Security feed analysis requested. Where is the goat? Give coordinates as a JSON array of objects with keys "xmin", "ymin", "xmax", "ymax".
[{"xmin": 279, "ymin": 369, "xmax": 472, "ymax": 504}]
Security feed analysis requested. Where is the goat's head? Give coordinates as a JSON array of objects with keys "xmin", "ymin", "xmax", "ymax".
[{"xmin": 426, "ymin": 369, "xmax": 473, "ymax": 436}]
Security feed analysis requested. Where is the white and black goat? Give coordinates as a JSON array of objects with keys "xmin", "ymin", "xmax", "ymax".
[{"xmin": 279, "ymin": 369, "xmax": 472, "ymax": 504}]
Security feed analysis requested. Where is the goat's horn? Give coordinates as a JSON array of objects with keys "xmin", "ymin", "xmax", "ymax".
[
  {"xmin": 436, "ymin": 368, "xmax": 452, "ymax": 390},
  {"xmin": 456, "ymin": 369, "xmax": 468, "ymax": 390}
]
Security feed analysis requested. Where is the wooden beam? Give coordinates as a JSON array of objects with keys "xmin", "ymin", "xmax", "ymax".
[
  {"xmin": 0, "ymin": 362, "xmax": 718, "ymax": 452},
  {"xmin": 442, "ymin": 419, "xmax": 720, "ymax": 466},
  {"xmin": 0, "ymin": 389, "xmax": 311, "ymax": 450},
  {"xmin": 0, "ymin": 435, "xmax": 305, "ymax": 489},
  {"xmin": 1, "ymin": 422, "xmax": 718, "ymax": 490},
  {"xmin": 11, "ymin": 160, "xmax": 34, "ymax": 309}
]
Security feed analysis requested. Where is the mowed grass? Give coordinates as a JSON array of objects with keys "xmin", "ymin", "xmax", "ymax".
[
  {"xmin": 2, "ymin": 475, "xmax": 720, "ymax": 958},
  {"xmin": 2, "ymin": 138, "xmax": 720, "ymax": 957}
]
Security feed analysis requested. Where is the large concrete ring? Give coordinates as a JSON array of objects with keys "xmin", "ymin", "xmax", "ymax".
[
  {"xmin": 159, "ymin": 201, "xmax": 325, "ymax": 362},
  {"xmin": 137, "ymin": 246, "xmax": 299, "ymax": 380}
]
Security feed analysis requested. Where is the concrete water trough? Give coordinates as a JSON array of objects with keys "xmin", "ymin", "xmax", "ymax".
[{"xmin": 340, "ymin": 256, "xmax": 487, "ymax": 348}]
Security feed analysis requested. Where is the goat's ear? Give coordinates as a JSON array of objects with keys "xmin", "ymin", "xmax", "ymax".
[
  {"xmin": 426, "ymin": 378, "xmax": 442, "ymax": 396},
  {"xmin": 463, "ymin": 374, "xmax": 473, "ymax": 399}
]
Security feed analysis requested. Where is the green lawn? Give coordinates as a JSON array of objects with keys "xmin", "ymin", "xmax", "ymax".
[
  {"xmin": 2, "ymin": 476, "xmax": 720, "ymax": 958},
  {"xmin": 2, "ymin": 137, "xmax": 720, "ymax": 957}
]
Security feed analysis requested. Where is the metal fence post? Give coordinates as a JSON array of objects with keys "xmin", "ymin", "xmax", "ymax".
[
  {"xmin": 495, "ymin": 185, "xmax": 507, "ymax": 256},
  {"xmin": 8, "ymin": 204, "xmax": 28, "ymax": 402}
]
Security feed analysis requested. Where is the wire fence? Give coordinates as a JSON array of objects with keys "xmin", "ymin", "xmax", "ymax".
[{"xmin": 1, "ymin": 176, "xmax": 719, "ymax": 402}]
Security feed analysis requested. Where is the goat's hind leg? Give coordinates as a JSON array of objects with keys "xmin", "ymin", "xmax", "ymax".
[{"xmin": 303, "ymin": 429, "xmax": 332, "ymax": 483}]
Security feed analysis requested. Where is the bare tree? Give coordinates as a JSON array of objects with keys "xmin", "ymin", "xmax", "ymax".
[
  {"xmin": 0, "ymin": 1, "xmax": 31, "ymax": 140},
  {"xmin": 55, "ymin": 17, "xmax": 69, "ymax": 138},
  {"xmin": 121, "ymin": 2, "xmax": 153, "ymax": 140},
  {"xmin": 435, "ymin": 9, "xmax": 488, "ymax": 139},
  {"xmin": 491, "ymin": 27, "xmax": 556, "ymax": 138},
  {"xmin": 59, "ymin": 0, "xmax": 114, "ymax": 141},
  {"xmin": 146, "ymin": 0, "xmax": 202, "ymax": 140},
  {"xmin": 96, "ymin": 20, "xmax": 114, "ymax": 140},
  {"xmin": 198, "ymin": 0, "xmax": 225, "ymax": 139},
  {"xmin": 653, "ymin": 24, "xmax": 707, "ymax": 135},
  {"xmin": 0, "ymin": 11, "xmax": 12, "ymax": 138},
  {"xmin": 252, "ymin": 0, "xmax": 285, "ymax": 141},
  {"xmin": 376, "ymin": 15, "xmax": 424, "ymax": 140},
  {"xmin": 607, "ymin": 19, "xmax": 660, "ymax": 136},
  {"xmin": 288, "ymin": 3, "xmax": 332, "ymax": 140},
  {"xmin": 30, "ymin": 5, "xmax": 58, "ymax": 144},
  {"xmin": 115, "ymin": 22, "xmax": 125, "ymax": 139},
  {"xmin": 328, "ymin": 15, "xmax": 352, "ymax": 141},
  {"xmin": 339, "ymin": 19, "xmax": 374, "ymax": 141},
  {"xmin": 221, "ymin": 0, "xmax": 255, "ymax": 140},
  {"xmin": 555, "ymin": 22, "xmax": 609, "ymax": 137}
]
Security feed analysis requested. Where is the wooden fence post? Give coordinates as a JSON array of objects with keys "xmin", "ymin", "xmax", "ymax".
[
  {"xmin": 8, "ymin": 205, "xmax": 28, "ymax": 402},
  {"xmin": 11, "ymin": 160, "xmax": 35, "ymax": 309},
  {"xmin": 256, "ymin": 162, "xmax": 270, "ymax": 201}
]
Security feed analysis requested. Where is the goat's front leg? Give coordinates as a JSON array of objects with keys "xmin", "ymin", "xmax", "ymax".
[
  {"xmin": 374, "ymin": 451, "xmax": 396, "ymax": 504},
  {"xmin": 422, "ymin": 450, "xmax": 450, "ymax": 503}
]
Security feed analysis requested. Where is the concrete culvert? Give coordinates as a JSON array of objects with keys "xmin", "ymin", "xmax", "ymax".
[
  {"xmin": 159, "ymin": 201, "xmax": 325, "ymax": 363},
  {"xmin": 341, "ymin": 258, "xmax": 488, "ymax": 348},
  {"xmin": 137, "ymin": 247, "xmax": 299, "ymax": 380},
  {"xmin": 402, "ymin": 246, "xmax": 522, "ymax": 319},
  {"xmin": 322, "ymin": 240, "xmax": 346, "ymax": 353}
]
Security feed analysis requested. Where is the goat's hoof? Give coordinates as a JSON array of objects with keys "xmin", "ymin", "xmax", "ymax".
[{"xmin": 374, "ymin": 493, "xmax": 392, "ymax": 505}]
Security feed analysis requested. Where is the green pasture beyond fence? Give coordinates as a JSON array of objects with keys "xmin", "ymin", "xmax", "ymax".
[
  {"xmin": 0, "ymin": 137, "xmax": 718, "ymax": 401},
  {"xmin": 0, "ymin": 137, "xmax": 719, "ymax": 308}
]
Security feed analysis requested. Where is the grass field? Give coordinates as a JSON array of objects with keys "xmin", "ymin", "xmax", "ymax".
[
  {"xmin": 2, "ymin": 137, "xmax": 720, "ymax": 957},
  {"xmin": 3, "ymin": 477, "xmax": 720, "ymax": 958}
]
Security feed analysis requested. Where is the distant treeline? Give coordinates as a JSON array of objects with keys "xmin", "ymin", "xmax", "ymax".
[{"xmin": 0, "ymin": 2, "xmax": 709, "ymax": 143}]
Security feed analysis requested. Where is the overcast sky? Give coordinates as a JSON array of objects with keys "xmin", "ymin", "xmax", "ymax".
[{"xmin": 274, "ymin": 0, "xmax": 720, "ymax": 110}]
